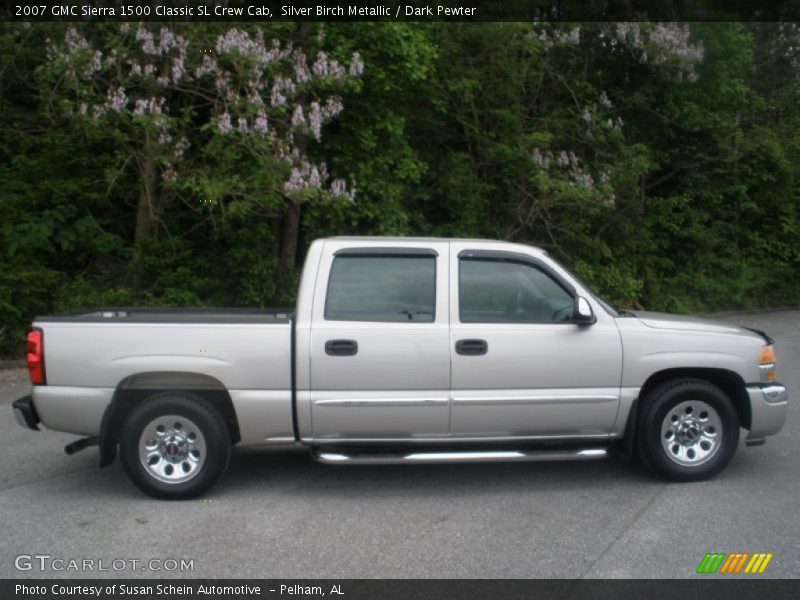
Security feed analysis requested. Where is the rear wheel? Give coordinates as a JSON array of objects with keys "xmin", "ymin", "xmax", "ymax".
[
  {"xmin": 120, "ymin": 392, "xmax": 231, "ymax": 500},
  {"xmin": 637, "ymin": 378, "xmax": 739, "ymax": 481}
]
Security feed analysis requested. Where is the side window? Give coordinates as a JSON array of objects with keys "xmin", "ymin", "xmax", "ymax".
[
  {"xmin": 459, "ymin": 259, "xmax": 574, "ymax": 324},
  {"xmin": 325, "ymin": 255, "xmax": 436, "ymax": 322}
]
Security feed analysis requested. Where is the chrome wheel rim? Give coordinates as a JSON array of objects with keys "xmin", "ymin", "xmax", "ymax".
[
  {"xmin": 661, "ymin": 400, "xmax": 722, "ymax": 467},
  {"xmin": 139, "ymin": 415, "xmax": 206, "ymax": 484}
]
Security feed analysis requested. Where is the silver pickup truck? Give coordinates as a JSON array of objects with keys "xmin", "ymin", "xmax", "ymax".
[{"xmin": 13, "ymin": 237, "xmax": 788, "ymax": 499}]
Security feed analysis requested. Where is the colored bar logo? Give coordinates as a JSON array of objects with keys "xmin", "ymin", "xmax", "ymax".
[{"xmin": 696, "ymin": 552, "xmax": 773, "ymax": 574}]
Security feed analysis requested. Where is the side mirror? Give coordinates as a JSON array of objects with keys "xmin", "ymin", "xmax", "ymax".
[{"xmin": 573, "ymin": 296, "xmax": 596, "ymax": 325}]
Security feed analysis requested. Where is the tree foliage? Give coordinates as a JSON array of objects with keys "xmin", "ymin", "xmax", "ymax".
[{"xmin": 1, "ymin": 22, "xmax": 798, "ymax": 355}]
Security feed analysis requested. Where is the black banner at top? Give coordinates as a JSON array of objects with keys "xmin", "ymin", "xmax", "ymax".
[{"xmin": 3, "ymin": 0, "xmax": 800, "ymax": 22}]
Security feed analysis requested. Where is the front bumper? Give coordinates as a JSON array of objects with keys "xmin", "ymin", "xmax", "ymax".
[
  {"xmin": 12, "ymin": 395, "xmax": 40, "ymax": 431},
  {"xmin": 745, "ymin": 383, "xmax": 788, "ymax": 440}
]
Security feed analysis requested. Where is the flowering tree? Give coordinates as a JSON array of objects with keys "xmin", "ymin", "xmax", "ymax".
[
  {"xmin": 514, "ymin": 23, "xmax": 705, "ymax": 233},
  {"xmin": 43, "ymin": 23, "xmax": 362, "ymax": 288},
  {"xmin": 45, "ymin": 24, "xmax": 192, "ymax": 254},
  {"xmin": 192, "ymin": 26, "xmax": 362, "ymax": 281},
  {"xmin": 525, "ymin": 23, "xmax": 704, "ymax": 195}
]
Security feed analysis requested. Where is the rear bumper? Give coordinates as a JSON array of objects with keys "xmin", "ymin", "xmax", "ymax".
[
  {"xmin": 745, "ymin": 383, "xmax": 788, "ymax": 440},
  {"xmin": 12, "ymin": 395, "xmax": 40, "ymax": 431}
]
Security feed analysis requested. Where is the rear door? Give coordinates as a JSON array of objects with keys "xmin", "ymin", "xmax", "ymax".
[
  {"xmin": 449, "ymin": 243, "xmax": 623, "ymax": 440},
  {"xmin": 308, "ymin": 241, "xmax": 451, "ymax": 441}
]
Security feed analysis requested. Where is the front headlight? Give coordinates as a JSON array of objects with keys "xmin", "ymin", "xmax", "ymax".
[{"xmin": 759, "ymin": 345, "xmax": 777, "ymax": 383}]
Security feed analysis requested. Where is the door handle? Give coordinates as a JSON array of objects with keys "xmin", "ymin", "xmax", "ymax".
[
  {"xmin": 455, "ymin": 339, "xmax": 488, "ymax": 356},
  {"xmin": 325, "ymin": 339, "xmax": 358, "ymax": 356}
]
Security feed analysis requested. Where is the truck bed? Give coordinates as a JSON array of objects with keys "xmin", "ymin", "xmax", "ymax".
[{"xmin": 33, "ymin": 308, "xmax": 293, "ymax": 391}]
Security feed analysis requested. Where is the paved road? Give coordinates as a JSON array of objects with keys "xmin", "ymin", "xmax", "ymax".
[{"xmin": 1, "ymin": 311, "xmax": 798, "ymax": 579}]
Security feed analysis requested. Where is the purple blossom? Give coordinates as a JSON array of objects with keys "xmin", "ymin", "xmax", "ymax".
[
  {"xmin": 532, "ymin": 148, "xmax": 552, "ymax": 169},
  {"xmin": 195, "ymin": 55, "xmax": 218, "ymax": 78},
  {"xmin": 216, "ymin": 28, "xmax": 280, "ymax": 67},
  {"xmin": 173, "ymin": 137, "xmax": 189, "ymax": 159},
  {"xmin": 308, "ymin": 102, "xmax": 322, "ymax": 140},
  {"xmin": 90, "ymin": 51, "xmax": 102, "ymax": 72},
  {"xmin": 284, "ymin": 158, "xmax": 327, "ymax": 194},
  {"xmin": 568, "ymin": 151, "xmax": 579, "ymax": 168},
  {"xmin": 312, "ymin": 51, "xmax": 329, "ymax": 77},
  {"xmin": 136, "ymin": 25, "xmax": 156, "ymax": 55},
  {"xmin": 330, "ymin": 178, "xmax": 356, "ymax": 201},
  {"xmin": 157, "ymin": 27, "xmax": 175, "ymax": 55},
  {"xmin": 291, "ymin": 105, "xmax": 305, "ymax": 128},
  {"xmin": 294, "ymin": 51, "xmax": 311, "ymax": 83},
  {"xmin": 349, "ymin": 52, "xmax": 364, "ymax": 76},
  {"xmin": 171, "ymin": 57, "xmax": 185, "ymax": 83},
  {"xmin": 322, "ymin": 97, "xmax": 343, "ymax": 119},
  {"xmin": 253, "ymin": 110, "xmax": 269, "ymax": 134},
  {"xmin": 215, "ymin": 73, "xmax": 230, "ymax": 92},
  {"xmin": 106, "ymin": 86, "xmax": 128, "ymax": 112},
  {"xmin": 65, "ymin": 27, "xmax": 89, "ymax": 53},
  {"xmin": 218, "ymin": 112, "xmax": 232, "ymax": 134},
  {"xmin": 328, "ymin": 60, "xmax": 345, "ymax": 80}
]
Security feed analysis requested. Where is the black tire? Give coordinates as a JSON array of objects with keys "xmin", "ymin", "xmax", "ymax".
[
  {"xmin": 120, "ymin": 392, "xmax": 231, "ymax": 500},
  {"xmin": 636, "ymin": 378, "xmax": 739, "ymax": 482}
]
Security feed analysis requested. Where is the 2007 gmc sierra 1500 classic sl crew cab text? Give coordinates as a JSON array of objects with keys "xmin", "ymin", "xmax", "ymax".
[{"xmin": 13, "ymin": 237, "xmax": 789, "ymax": 499}]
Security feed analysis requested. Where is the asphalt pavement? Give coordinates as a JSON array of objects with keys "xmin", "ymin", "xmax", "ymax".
[{"xmin": 1, "ymin": 310, "xmax": 798, "ymax": 579}]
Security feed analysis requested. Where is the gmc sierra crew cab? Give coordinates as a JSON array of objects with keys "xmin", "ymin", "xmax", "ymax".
[{"xmin": 13, "ymin": 237, "xmax": 789, "ymax": 499}]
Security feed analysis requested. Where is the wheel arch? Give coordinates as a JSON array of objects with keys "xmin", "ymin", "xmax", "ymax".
[
  {"xmin": 623, "ymin": 367, "xmax": 751, "ymax": 452},
  {"xmin": 99, "ymin": 371, "xmax": 241, "ymax": 467}
]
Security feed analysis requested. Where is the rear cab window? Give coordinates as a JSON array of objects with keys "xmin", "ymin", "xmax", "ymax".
[{"xmin": 325, "ymin": 252, "xmax": 436, "ymax": 322}]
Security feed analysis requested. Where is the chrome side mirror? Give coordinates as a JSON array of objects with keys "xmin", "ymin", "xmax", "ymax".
[{"xmin": 573, "ymin": 296, "xmax": 596, "ymax": 325}]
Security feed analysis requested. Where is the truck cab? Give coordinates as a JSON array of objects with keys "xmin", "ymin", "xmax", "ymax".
[{"xmin": 295, "ymin": 237, "xmax": 622, "ymax": 443}]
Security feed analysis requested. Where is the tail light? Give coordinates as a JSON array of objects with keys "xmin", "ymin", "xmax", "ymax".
[{"xmin": 26, "ymin": 328, "xmax": 46, "ymax": 385}]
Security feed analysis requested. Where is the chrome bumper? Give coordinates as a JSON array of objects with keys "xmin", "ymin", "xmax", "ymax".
[{"xmin": 745, "ymin": 383, "xmax": 788, "ymax": 440}]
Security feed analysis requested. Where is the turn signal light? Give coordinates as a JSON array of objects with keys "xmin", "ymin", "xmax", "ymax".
[
  {"xmin": 26, "ymin": 329, "xmax": 45, "ymax": 385},
  {"xmin": 758, "ymin": 345, "xmax": 775, "ymax": 365},
  {"xmin": 758, "ymin": 345, "xmax": 777, "ymax": 383}
]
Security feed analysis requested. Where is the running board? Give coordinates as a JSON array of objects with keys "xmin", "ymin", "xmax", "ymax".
[{"xmin": 311, "ymin": 446, "xmax": 609, "ymax": 465}]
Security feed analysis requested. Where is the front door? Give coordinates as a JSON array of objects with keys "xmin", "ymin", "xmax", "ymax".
[
  {"xmin": 309, "ymin": 241, "xmax": 451, "ymax": 442},
  {"xmin": 449, "ymin": 244, "xmax": 623, "ymax": 440}
]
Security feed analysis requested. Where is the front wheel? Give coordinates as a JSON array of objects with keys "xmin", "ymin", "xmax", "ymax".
[
  {"xmin": 637, "ymin": 379, "xmax": 739, "ymax": 482},
  {"xmin": 120, "ymin": 392, "xmax": 231, "ymax": 500}
]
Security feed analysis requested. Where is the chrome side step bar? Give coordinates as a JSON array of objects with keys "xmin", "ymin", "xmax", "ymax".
[{"xmin": 311, "ymin": 446, "xmax": 608, "ymax": 465}]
